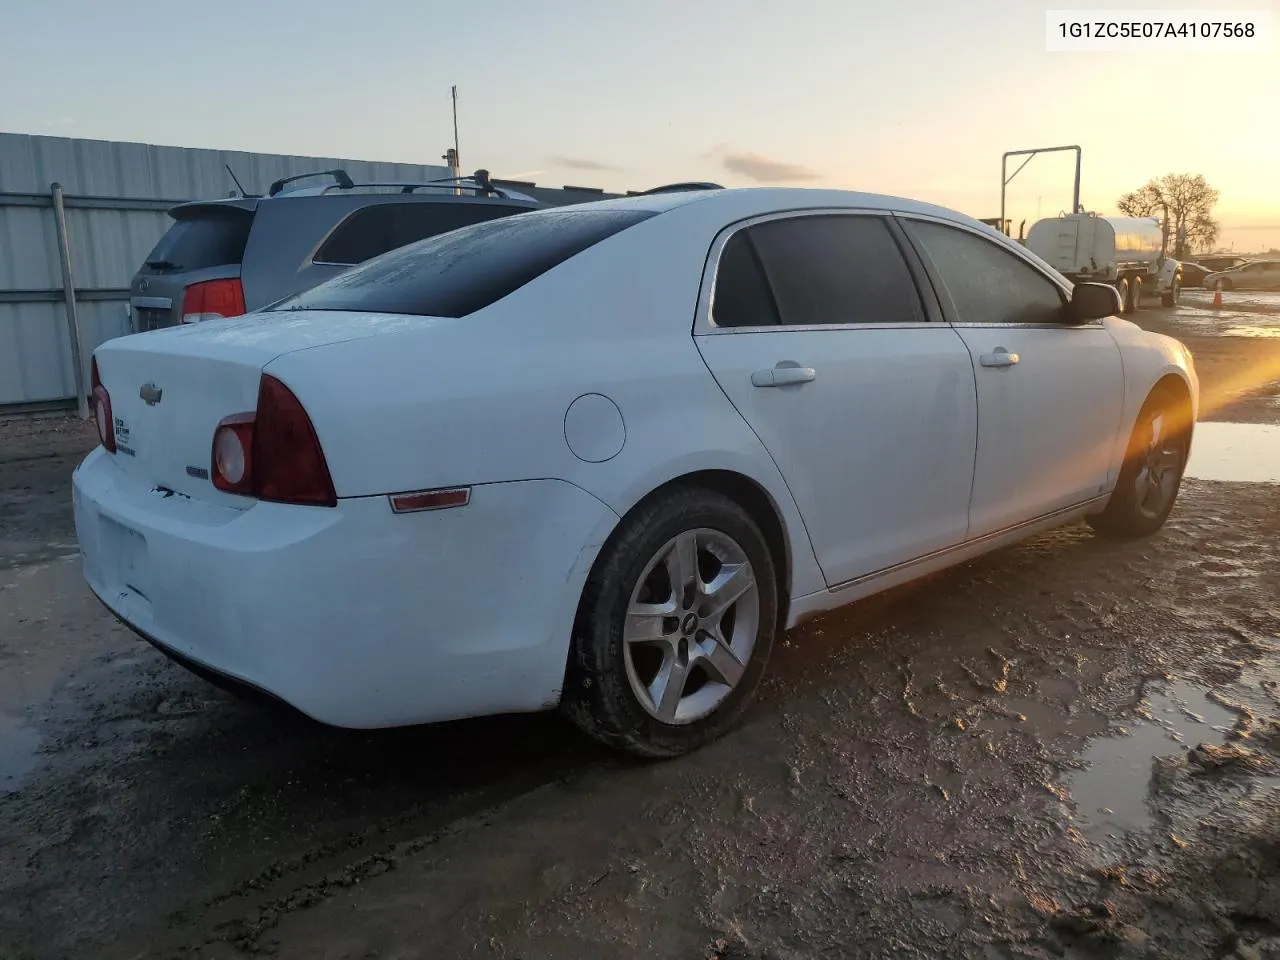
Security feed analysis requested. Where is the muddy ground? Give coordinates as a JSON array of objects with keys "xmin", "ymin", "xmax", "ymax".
[{"xmin": 1, "ymin": 293, "xmax": 1278, "ymax": 959}]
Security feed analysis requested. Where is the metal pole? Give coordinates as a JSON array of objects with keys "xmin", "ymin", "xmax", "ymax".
[
  {"xmin": 451, "ymin": 85, "xmax": 461, "ymax": 195},
  {"xmin": 1071, "ymin": 145, "xmax": 1081, "ymax": 213},
  {"xmin": 51, "ymin": 182, "xmax": 89, "ymax": 419}
]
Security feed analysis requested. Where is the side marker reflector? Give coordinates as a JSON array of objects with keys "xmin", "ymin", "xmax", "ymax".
[{"xmin": 389, "ymin": 487, "xmax": 472, "ymax": 514}]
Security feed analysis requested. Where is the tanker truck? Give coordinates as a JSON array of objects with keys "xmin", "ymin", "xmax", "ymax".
[{"xmin": 1024, "ymin": 212, "xmax": 1182, "ymax": 313}]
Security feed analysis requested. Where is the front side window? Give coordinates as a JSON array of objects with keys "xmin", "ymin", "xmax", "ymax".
[
  {"xmin": 903, "ymin": 219, "xmax": 1067, "ymax": 325},
  {"xmin": 711, "ymin": 214, "xmax": 925, "ymax": 328}
]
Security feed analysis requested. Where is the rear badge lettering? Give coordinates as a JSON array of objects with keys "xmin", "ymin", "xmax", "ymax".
[
  {"xmin": 114, "ymin": 418, "xmax": 131, "ymax": 445},
  {"xmin": 117, "ymin": 444, "xmax": 137, "ymax": 457},
  {"xmin": 185, "ymin": 465, "xmax": 209, "ymax": 480}
]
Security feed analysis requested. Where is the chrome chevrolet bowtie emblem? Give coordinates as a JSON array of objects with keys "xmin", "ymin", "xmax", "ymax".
[{"xmin": 139, "ymin": 382, "xmax": 163, "ymax": 406}]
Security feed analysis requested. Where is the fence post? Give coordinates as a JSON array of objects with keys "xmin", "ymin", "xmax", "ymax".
[{"xmin": 51, "ymin": 182, "xmax": 89, "ymax": 419}]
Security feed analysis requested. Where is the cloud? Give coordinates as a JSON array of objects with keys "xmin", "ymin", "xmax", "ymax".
[
  {"xmin": 720, "ymin": 151, "xmax": 822, "ymax": 184},
  {"xmin": 547, "ymin": 155, "xmax": 626, "ymax": 173}
]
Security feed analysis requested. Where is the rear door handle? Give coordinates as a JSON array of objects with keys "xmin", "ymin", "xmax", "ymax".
[
  {"xmin": 751, "ymin": 362, "xmax": 817, "ymax": 388},
  {"xmin": 979, "ymin": 348, "xmax": 1019, "ymax": 368}
]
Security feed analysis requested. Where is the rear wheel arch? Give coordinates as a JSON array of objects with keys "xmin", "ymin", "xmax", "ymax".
[
  {"xmin": 582, "ymin": 469, "xmax": 793, "ymax": 635},
  {"xmin": 609, "ymin": 473, "xmax": 788, "ymax": 632}
]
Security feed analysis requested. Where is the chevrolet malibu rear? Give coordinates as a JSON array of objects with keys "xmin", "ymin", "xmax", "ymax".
[{"xmin": 74, "ymin": 204, "xmax": 686, "ymax": 730}]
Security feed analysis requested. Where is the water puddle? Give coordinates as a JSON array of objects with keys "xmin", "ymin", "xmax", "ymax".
[
  {"xmin": 0, "ymin": 712, "xmax": 42, "ymax": 795},
  {"xmin": 1068, "ymin": 681, "xmax": 1238, "ymax": 840},
  {"xmin": 1185, "ymin": 422, "xmax": 1280, "ymax": 483},
  {"xmin": 1222, "ymin": 325, "xmax": 1280, "ymax": 339}
]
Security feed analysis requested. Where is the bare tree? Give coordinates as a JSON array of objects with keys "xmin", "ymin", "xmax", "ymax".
[{"xmin": 1117, "ymin": 174, "xmax": 1220, "ymax": 258}]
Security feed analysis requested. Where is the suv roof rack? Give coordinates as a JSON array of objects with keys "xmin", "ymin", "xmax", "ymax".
[
  {"xmin": 631, "ymin": 181, "xmax": 725, "ymax": 196},
  {"xmin": 273, "ymin": 168, "xmax": 533, "ymax": 202},
  {"xmin": 267, "ymin": 169, "xmax": 355, "ymax": 197}
]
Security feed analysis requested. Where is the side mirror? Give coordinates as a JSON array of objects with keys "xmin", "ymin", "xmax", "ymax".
[{"xmin": 1069, "ymin": 282, "xmax": 1122, "ymax": 322}]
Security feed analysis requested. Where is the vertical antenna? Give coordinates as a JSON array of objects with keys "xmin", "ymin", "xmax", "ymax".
[{"xmin": 451, "ymin": 85, "xmax": 461, "ymax": 195}]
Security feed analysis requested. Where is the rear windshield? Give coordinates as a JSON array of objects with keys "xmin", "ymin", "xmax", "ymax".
[
  {"xmin": 143, "ymin": 208, "xmax": 253, "ymax": 272},
  {"xmin": 268, "ymin": 208, "xmax": 655, "ymax": 319}
]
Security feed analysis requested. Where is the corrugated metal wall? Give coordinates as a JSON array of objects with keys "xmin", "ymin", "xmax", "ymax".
[{"xmin": 0, "ymin": 133, "xmax": 621, "ymax": 412}]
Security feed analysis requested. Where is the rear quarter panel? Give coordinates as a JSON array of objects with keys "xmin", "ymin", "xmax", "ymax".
[{"xmin": 263, "ymin": 203, "xmax": 828, "ymax": 601}]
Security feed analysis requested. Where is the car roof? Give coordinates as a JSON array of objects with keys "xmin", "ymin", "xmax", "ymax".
[{"xmin": 565, "ymin": 186, "xmax": 995, "ymax": 232}]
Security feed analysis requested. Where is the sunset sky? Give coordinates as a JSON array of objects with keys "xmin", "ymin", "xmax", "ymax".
[{"xmin": 3, "ymin": 0, "xmax": 1277, "ymax": 251}]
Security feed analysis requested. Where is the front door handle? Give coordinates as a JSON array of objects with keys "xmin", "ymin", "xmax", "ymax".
[
  {"xmin": 751, "ymin": 362, "xmax": 817, "ymax": 388},
  {"xmin": 979, "ymin": 348, "xmax": 1020, "ymax": 368}
]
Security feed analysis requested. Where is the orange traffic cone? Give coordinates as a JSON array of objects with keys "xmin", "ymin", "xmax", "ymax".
[{"xmin": 1211, "ymin": 285, "xmax": 1223, "ymax": 308}]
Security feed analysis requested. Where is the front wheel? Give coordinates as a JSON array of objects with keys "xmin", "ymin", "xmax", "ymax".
[
  {"xmin": 1161, "ymin": 278, "xmax": 1181, "ymax": 308},
  {"xmin": 563, "ymin": 488, "xmax": 778, "ymax": 758},
  {"xmin": 1087, "ymin": 388, "xmax": 1191, "ymax": 538}
]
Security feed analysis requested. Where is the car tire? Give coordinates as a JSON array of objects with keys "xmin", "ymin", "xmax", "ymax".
[
  {"xmin": 1127, "ymin": 276, "xmax": 1142, "ymax": 312},
  {"xmin": 1161, "ymin": 278, "xmax": 1180, "ymax": 308},
  {"xmin": 1087, "ymin": 385, "xmax": 1191, "ymax": 539},
  {"xmin": 562, "ymin": 487, "xmax": 779, "ymax": 758},
  {"xmin": 1115, "ymin": 277, "xmax": 1131, "ymax": 314}
]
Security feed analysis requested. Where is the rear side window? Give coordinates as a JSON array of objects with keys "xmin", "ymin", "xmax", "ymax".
[
  {"xmin": 270, "ymin": 208, "xmax": 656, "ymax": 319},
  {"xmin": 712, "ymin": 231, "xmax": 781, "ymax": 327},
  {"xmin": 314, "ymin": 201, "xmax": 534, "ymax": 265},
  {"xmin": 903, "ymin": 219, "xmax": 1066, "ymax": 324},
  {"xmin": 717, "ymin": 215, "xmax": 925, "ymax": 327},
  {"xmin": 143, "ymin": 210, "xmax": 253, "ymax": 271}
]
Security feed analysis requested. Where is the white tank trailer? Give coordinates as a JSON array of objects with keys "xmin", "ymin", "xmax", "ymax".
[{"xmin": 1025, "ymin": 213, "xmax": 1183, "ymax": 313}]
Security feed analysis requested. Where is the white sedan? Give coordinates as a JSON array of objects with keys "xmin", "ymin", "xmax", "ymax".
[{"xmin": 74, "ymin": 188, "xmax": 1198, "ymax": 757}]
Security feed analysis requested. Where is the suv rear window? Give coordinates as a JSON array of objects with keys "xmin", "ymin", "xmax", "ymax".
[
  {"xmin": 270, "ymin": 208, "xmax": 655, "ymax": 319},
  {"xmin": 314, "ymin": 201, "xmax": 536, "ymax": 266},
  {"xmin": 143, "ymin": 208, "xmax": 253, "ymax": 272}
]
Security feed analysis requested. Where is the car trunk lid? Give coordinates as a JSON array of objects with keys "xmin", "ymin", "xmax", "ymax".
[{"xmin": 94, "ymin": 310, "xmax": 419, "ymax": 504}]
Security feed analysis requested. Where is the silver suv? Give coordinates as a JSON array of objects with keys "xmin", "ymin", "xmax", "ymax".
[{"xmin": 128, "ymin": 169, "xmax": 543, "ymax": 331}]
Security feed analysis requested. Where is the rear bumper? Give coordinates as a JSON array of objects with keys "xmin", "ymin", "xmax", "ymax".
[{"xmin": 73, "ymin": 447, "xmax": 619, "ymax": 728}]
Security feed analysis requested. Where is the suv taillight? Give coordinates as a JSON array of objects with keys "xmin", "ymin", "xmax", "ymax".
[
  {"xmin": 182, "ymin": 279, "xmax": 246, "ymax": 323},
  {"xmin": 211, "ymin": 375, "xmax": 336, "ymax": 507},
  {"xmin": 90, "ymin": 356, "xmax": 116, "ymax": 453}
]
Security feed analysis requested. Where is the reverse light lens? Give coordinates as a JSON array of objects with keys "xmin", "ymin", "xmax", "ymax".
[{"xmin": 214, "ymin": 426, "xmax": 247, "ymax": 484}]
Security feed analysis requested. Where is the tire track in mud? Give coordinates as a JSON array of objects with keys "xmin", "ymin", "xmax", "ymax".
[{"xmin": 138, "ymin": 481, "xmax": 1280, "ymax": 960}]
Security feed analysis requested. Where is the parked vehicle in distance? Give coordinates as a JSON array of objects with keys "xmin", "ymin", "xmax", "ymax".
[
  {"xmin": 1178, "ymin": 262, "xmax": 1215, "ymax": 288},
  {"xmin": 1202, "ymin": 259, "xmax": 1280, "ymax": 291},
  {"xmin": 128, "ymin": 169, "xmax": 543, "ymax": 331},
  {"xmin": 1194, "ymin": 255, "xmax": 1248, "ymax": 273},
  {"xmin": 77, "ymin": 187, "xmax": 1198, "ymax": 758},
  {"xmin": 1025, "ymin": 212, "xmax": 1182, "ymax": 312}
]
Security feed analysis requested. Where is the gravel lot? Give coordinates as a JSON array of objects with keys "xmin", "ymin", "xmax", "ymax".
[{"xmin": 1, "ymin": 293, "xmax": 1278, "ymax": 960}]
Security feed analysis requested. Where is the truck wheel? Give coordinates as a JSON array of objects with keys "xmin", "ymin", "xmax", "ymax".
[
  {"xmin": 1161, "ymin": 278, "xmax": 1181, "ymax": 308},
  {"xmin": 1115, "ymin": 278, "xmax": 1131, "ymax": 314},
  {"xmin": 1127, "ymin": 277, "xmax": 1142, "ymax": 313}
]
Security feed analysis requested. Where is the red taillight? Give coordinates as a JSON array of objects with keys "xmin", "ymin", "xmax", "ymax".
[
  {"xmin": 182, "ymin": 279, "xmax": 246, "ymax": 323},
  {"xmin": 210, "ymin": 375, "xmax": 336, "ymax": 507},
  {"xmin": 90, "ymin": 356, "xmax": 116, "ymax": 453}
]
